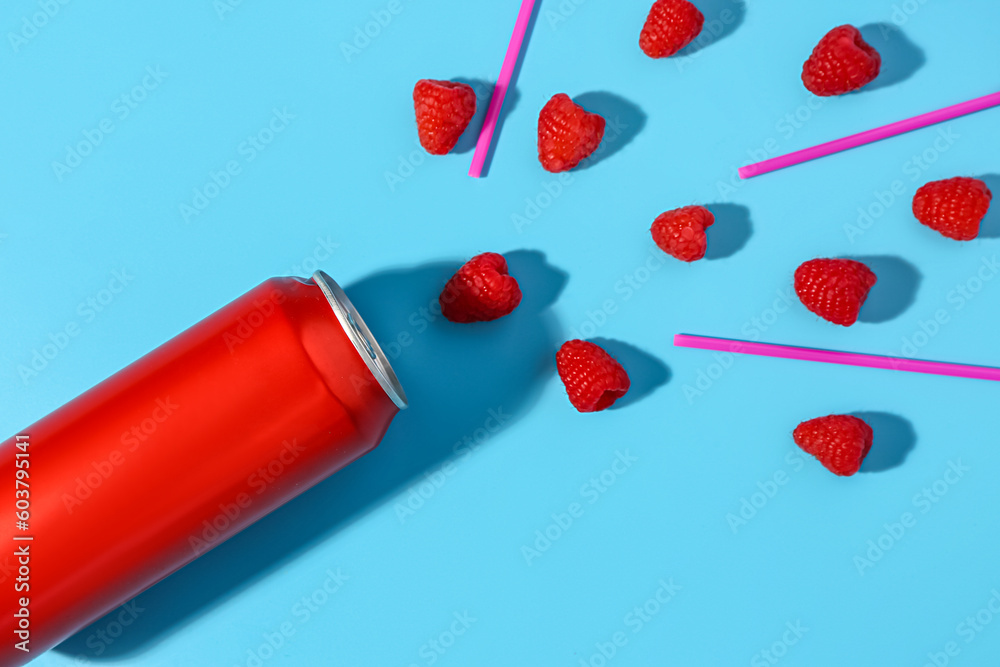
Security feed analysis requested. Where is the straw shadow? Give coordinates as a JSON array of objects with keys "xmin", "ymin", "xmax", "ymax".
[
  {"xmin": 856, "ymin": 411, "xmax": 916, "ymax": 473},
  {"xmin": 677, "ymin": 0, "xmax": 746, "ymax": 57},
  {"xmin": 477, "ymin": 0, "xmax": 542, "ymax": 176},
  {"xmin": 55, "ymin": 250, "xmax": 565, "ymax": 660},
  {"xmin": 452, "ymin": 78, "xmax": 521, "ymax": 155},
  {"xmin": 591, "ymin": 338, "xmax": 670, "ymax": 409},
  {"xmin": 858, "ymin": 23, "xmax": 925, "ymax": 91},
  {"xmin": 848, "ymin": 255, "xmax": 921, "ymax": 323},
  {"xmin": 704, "ymin": 203, "xmax": 752, "ymax": 260},
  {"xmin": 573, "ymin": 92, "xmax": 647, "ymax": 169},
  {"xmin": 977, "ymin": 174, "xmax": 1000, "ymax": 238}
]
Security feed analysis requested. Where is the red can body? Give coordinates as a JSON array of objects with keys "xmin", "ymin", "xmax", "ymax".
[{"xmin": 0, "ymin": 273, "xmax": 406, "ymax": 666}]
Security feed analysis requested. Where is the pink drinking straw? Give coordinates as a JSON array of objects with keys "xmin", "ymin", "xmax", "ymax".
[
  {"xmin": 738, "ymin": 90, "xmax": 1000, "ymax": 179},
  {"xmin": 468, "ymin": 0, "xmax": 537, "ymax": 178},
  {"xmin": 674, "ymin": 334, "xmax": 1000, "ymax": 382}
]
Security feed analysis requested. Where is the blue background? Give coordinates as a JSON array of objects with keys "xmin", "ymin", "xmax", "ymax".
[{"xmin": 4, "ymin": 0, "xmax": 1000, "ymax": 665}]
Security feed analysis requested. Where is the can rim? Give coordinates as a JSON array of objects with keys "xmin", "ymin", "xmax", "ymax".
[{"xmin": 312, "ymin": 271, "xmax": 409, "ymax": 410}]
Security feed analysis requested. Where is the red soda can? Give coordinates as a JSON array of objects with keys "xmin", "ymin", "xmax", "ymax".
[{"xmin": 0, "ymin": 271, "xmax": 407, "ymax": 666}]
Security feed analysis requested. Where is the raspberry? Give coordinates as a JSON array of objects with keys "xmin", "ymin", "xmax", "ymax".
[
  {"xmin": 801, "ymin": 25, "xmax": 881, "ymax": 96},
  {"xmin": 639, "ymin": 0, "xmax": 705, "ymax": 58},
  {"xmin": 651, "ymin": 205, "xmax": 715, "ymax": 262},
  {"xmin": 537, "ymin": 94, "xmax": 606, "ymax": 173},
  {"xmin": 912, "ymin": 177, "xmax": 993, "ymax": 241},
  {"xmin": 793, "ymin": 414, "xmax": 873, "ymax": 476},
  {"xmin": 413, "ymin": 79, "xmax": 477, "ymax": 155},
  {"xmin": 439, "ymin": 253, "xmax": 522, "ymax": 323},
  {"xmin": 794, "ymin": 258, "xmax": 877, "ymax": 327},
  {"xmin": 556, "ymin": 340, "xmax": 631, "ymax": 412}
]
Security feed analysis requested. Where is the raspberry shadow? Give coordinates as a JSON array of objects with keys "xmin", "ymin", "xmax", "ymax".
[
  {"xmin": 857, "ymin": 23, "xmax": 925, "ymax": 91},
  {"xmin": 451, "ymin": 78, "xmax": 521, "ymax": 155},
  {"xmin": 704, "ymin": 203, "xmax": 752, "ymax": 260},
  {"xmin": 854, "ymin": 411, "xmax": 916, "ymax": 473},
  {"xmin": 590, "ymin": 338, "xmax": 670, "ymax": 409},
  {"xmin": 846, "ymin": 255, "xmax": 921, "ymax": 323},
  {"xmin": 977, "ymin": 174, "xmax": 1000, "ymax": 238},
  {"xmin": 676, "ymin": 0, "xmax": 746, "ymax": 57},
  {"xmin": 572, "ymin": 92, "xmax": 646, "ymax": 170}
]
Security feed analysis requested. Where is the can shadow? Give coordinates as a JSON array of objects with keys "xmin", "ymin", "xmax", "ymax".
[
  {"xmin": 855, "ymin": 411, "xmax": 916, "ymax": 473},
  {"xmin": 54, "ymin": 250, "xmax": 566, "ymax": 660},
  {"xmin": 977, "ymin": 174, "xmax": 1000, "ymax": 238},
  {"xmin": 857, "ymin": 23, "xmax": 925, "ymax": 91},
  {"xmin": 845, "ymin": 255, "xmax": 922, "ymax": 323}
]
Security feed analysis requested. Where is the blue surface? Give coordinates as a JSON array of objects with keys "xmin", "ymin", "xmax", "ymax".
[{"xmin": 3, "ymin": 1, "xmax": 1000, "ymax": 665}]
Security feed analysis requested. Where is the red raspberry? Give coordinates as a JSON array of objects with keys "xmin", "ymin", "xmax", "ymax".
[
  {"xmin": 912, "ymin": 177, "xmax": 993, "ymax": 241},
  {"xmin": 801, "ymin": 25, "xmax": 881, "ymax": 96},
  {"xmin": 440, "ymin": 253, "xmax": 522, "ymax": 323},
  {"xmin": 537, "ymin": 94, "xmax": 606, "ymax": 173},
  {"xmin": 413, "ymin": 79, "xmax": 477, "ymax": 155},
  {"xmin": 794, "ymin": 258, "xmax": 877, "ymax": 327},
  {"xmin": 793, "ymin": 414, "xmax": 873, "ymax": 476},
  {"xmin": 651, "ymin": 205, "xmax": 715, "ymax": 262},
  {"xmin": 556, "ymin": 340, "xmax": 631, "ymax": 412},
  {"xmin": 639, "ymin": 0, "xmax": 705, "ymax": 58}
]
